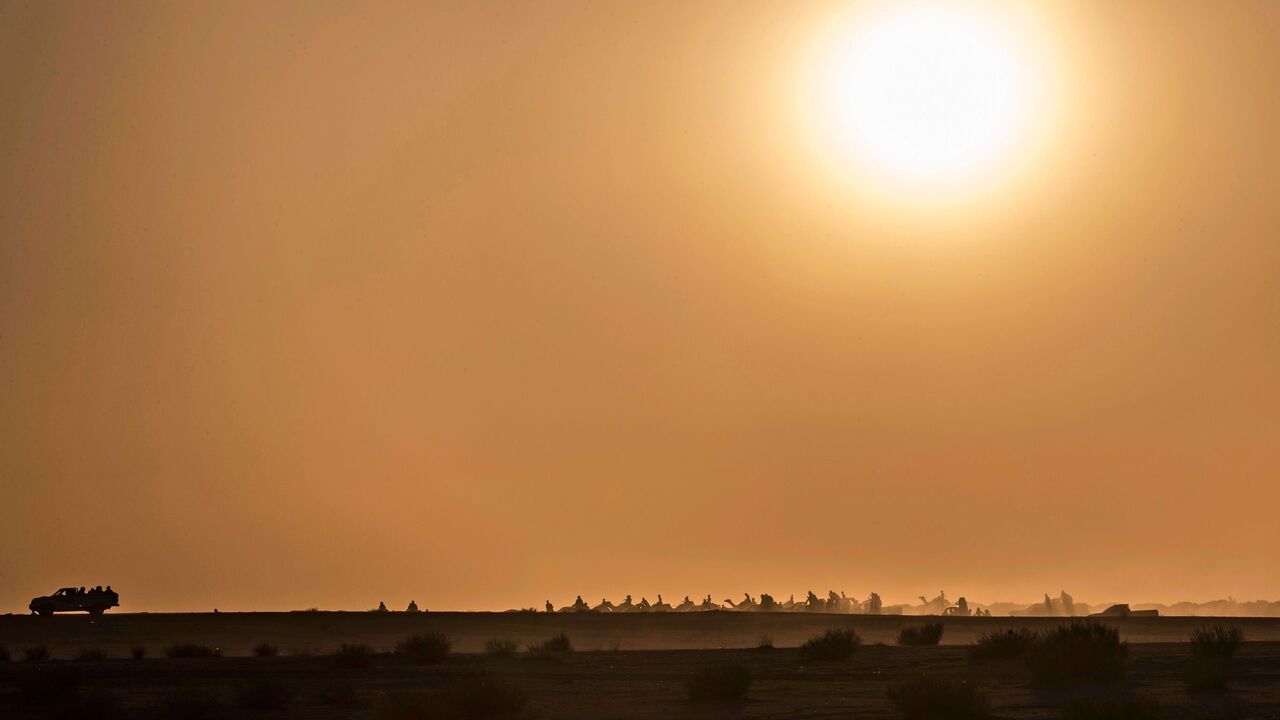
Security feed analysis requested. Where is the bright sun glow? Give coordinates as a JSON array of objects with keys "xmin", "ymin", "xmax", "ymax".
[{"xmin": 807, "ymin": 4, "xmax": 1040, "ymax": 192}]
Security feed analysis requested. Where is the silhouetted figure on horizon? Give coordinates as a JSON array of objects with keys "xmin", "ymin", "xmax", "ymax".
[
  {"xmin": 545, "ymin": 600, "xmax": 554, "ymax": 613},
  {"xmin": 406, "ymin": 600, "xmax": 419, "ymax": 612}
]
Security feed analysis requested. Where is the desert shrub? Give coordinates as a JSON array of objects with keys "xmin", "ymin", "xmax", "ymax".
[
  {"xmin": 23, "ymin": 643, "xmax": 52, "ymax": 662},
  {"xmin": 755, "ymin": 635, "xmax": 775, "ymax": 650},
  {"xmin": 801, "ymin": 628, "xmax": 861, "ymax": 661},
  {"xmin": 236, "ymin": 679, "xmax": 298, "ymax": 710},
  {"xmin": 969, "ymin": 628, "xmax": 1039, "ymax": 661},
  {"xmin": 378, "ymin": 673, "xmax": 528, "ymax": 719},
  {"xmin": 686, "ymin": 663, "xmax": 751, "ymax": 703},
  {"xmin": 1061, "ymin": 694, "xmax": 1159, "ymax": 720},
  {"xmin": 76, "ymin": 647, "xmax": 107, "ymax": 661},
  {"xmin": 160, "ymin": 688, "xmax": 220, "ymax": 720},
  {"xmin": 253, "ymin": 641, "xmax": 279, "ymax": 657},
  {"xmin": 330, "ymin": 642, "xmax": 374, "ymax": 668},
  {"xmin": 165, "ymin": 642, "xmax": 221, "ymax": 658},
  {"xmin": 1028, "ymin": 622, "xmax": 1128, "ymax": 685},
  {"xmin": 130, "ymin": 645, "xmax": 146, "ymax": 660},
  {"xmin": 528, "ymin": 632, "xmax": 573, "ymax": 653},
  {"xmin": 485, "ymin": 638, "xmax": 518, "ymax": 657},
  {"xmin": 899, "ymin": 622, "xmax": 945, "ymax": 646},
  {"xmin": 1190, "ymin": 625, "xmax": 1243, "ymax": 661},
  {"xmin": 888, "ymin": 677, "xmax": 992, "ymax": 720},
  {"xmin": 396, "ymin": 632, "xmax": 451, "ymax": 662}
]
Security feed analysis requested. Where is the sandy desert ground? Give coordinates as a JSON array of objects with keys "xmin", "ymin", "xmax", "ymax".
[{"xmin": 2, "ymin": 613, "xmax": 1278, "ymax": 718}]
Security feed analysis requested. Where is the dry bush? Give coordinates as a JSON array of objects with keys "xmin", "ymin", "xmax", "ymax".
[
  {"xmin": 968, "ymin": 628, "xmax": 1039, "ymax": 661},
  {"xmin": 528, "ymin": 632, "xmax": 573, "ymax": 653},
  {"xmin": 330, "ymin": 643, "xmax": 375, "ymax": 668},
  {"xmin": 484, "ymin": 638, "xmax": 518, "ymax": 657},
  {"xmin": 396, "ymin": 632, "xmax": 452, "ymax": 662},
  {"xmin": 76, "ymin": 647, "xmax": 107, "ymax": 661},
  {"xmin": 22, "ymin": 644, "xmax": 51, "ymax": 662},
  {"xmin": 1027, "ymin": 621, "xmax": 1128, "ymax": 685},
  {"xmin": 801, "ymin": 628, "xmax": 861, "ymax": 661},
  {"xmin": 898, "ymin": 622, "xmax": 945, "ymax": 646},
  {"xmin": 253, "ymin": 641, "xmax": 279, "ymax": 657},
  {"xmin": 165, "ymin": 642, "xmax": 221, "ymax": 658},
  {"xmin": 1190, "ymin": 625, "xmax": 1243, "ymax": 661},
  {"xmin": 130, "ymin": 645, "xmax": 147, "ymax": 660}
]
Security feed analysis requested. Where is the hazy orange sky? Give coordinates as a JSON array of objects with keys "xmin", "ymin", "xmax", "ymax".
[{"xmin": 2, "ymin": 1, "xmax": 1278, "ymax": 613}]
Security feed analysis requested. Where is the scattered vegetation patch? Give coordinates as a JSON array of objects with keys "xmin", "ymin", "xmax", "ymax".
[
  {"xmin": 236, "ymin": 679, "xmax": 299, "ymax": 710},
  {"xmin": 165, "ymin": 642, "xmax": 221, "ymax": 659},
  {"xmin": 130, "ymin": 645, "xmax": 147, "ymax": 660},
  {"xmin": 528, "ymin": 632, "xmax": 573, "ymax": 653},
  {"xmin": 0, "ymin": 645, "xmax": 9, "ymax": 662},
  {"xmin": 484, "ymin": 638, "xmax": 518, "ymax": 657},
  {"xmin": 898, "ymin": 622, "xmax": 945, "ymax": 646},
  {"xmin": 801, "ymin": 628, "xmax": 861, "ymax": 661},
  {"xmin": 1027, "ymin": 621, "xmax": 1128, "ymax": 685},
  {"xmin": 330, "ymin": 642, "xmax": 375, "ymax": 668},
  {"xmin": 378, "ymin": 673, "xmax": 529, "ymax": 719},
  {"xmin": 755, "ymin": 635, "xmax": 775, "ymax": 651},
  {"xmin": 253, "ymin": 641, "xmax": 279, "ymax": 657},
  {"xmin": 1183, "ymin": 625, "xmax": 1244, "ymax": 694},
  {"xmin": 1190, "ymin": 625, "xmax": 1243, "ymax": 661},
  {"xmin": 1061, "ymin": 693, "xmax": 1160, "ymax": 720},
  {"xmin": 23, "ymin": 643, "xmax": 52, "ymax": 662},
  {"xmin": 76, "ymin": 647, "xmax": 107, "ymax": 661},
  {"xmin": 887, "ymin": 676, "xmax": 992, "ymax": 720},
  {"xmin": 686, "ymin": 663, "xmax": 751, "ymax": 703},
  {"xmin": 969, "ymin": 629, "xmax": 1040, "ymax": 661},
  {"xmin": 396, "ymin": 632, "xmax": 452, "ymax": 662}
]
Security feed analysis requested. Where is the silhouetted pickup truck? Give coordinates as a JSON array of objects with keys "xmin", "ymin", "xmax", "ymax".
[{"xmin": 29, "ymin": 587, "xmax": 119, "ymax": 616}]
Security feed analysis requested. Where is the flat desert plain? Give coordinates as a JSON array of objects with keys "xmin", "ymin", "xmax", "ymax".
[{"xmin": 2, "ymin": 613, "xmax": 1278, "ymax": 718}]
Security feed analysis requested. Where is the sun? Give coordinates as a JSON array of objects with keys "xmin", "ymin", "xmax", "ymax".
[{"xmin": 806, "ymin": 3, "xmax": 1041, "ymax": 192}]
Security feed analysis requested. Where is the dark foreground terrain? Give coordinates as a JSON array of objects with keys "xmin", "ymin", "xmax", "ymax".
[{"xmin": 2, "ymin": 613, "xmax": 1278, "ymax": 718}]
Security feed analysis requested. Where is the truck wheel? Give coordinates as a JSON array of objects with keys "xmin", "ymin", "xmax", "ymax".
[
  {"xmin": 38, "ymin": 607, "xmax": 53, "ymax": 617},
  {"xmin": 89, "ymin": 607, "xmax": 105, "ymax": 616}
]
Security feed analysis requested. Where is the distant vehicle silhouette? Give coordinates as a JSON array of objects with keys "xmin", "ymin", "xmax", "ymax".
[{"xmin": 30, "ymin": 586, "xmax": 119, "ymax": 616}]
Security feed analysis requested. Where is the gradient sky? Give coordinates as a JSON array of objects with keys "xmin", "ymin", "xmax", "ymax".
[{"xmin": 2, "ymin": 1, "xmax": 1278, "ymax": 613}]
